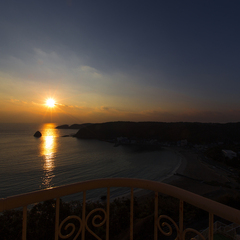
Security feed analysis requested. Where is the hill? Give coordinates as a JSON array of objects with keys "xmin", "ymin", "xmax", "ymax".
[{"xmin": 71, "ymin": 122, "xmax": 240, "ymax": 144}]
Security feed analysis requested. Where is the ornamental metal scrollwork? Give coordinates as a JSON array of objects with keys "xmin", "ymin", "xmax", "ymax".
[
  {"xmin": 58, "ymin": 215, "xmax": 82, "ymax": 240},
  {"xmin": 86, "ymin": 208, "xmax": 107, "ymax": 240},
  {"xmin": 157, "ymin": 215, "xmax": 180, "ymax": 240},
  {"xmin": 157, "ymin": 215, "xmax": 206, "ymax": 240},
  {"xmin": 183, "ymin": 228, "xmax": 206, "ymax": 240}
]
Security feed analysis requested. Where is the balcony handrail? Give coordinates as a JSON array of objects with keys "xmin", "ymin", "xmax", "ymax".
[{"xmin": 1, "ymin": 178, "xmax": 240, "ymax": 225}]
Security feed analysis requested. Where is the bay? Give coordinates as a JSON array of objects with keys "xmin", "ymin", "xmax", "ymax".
[{"xmin": 0, "ymin": 123, "xmax": 181, "ymax": 201}]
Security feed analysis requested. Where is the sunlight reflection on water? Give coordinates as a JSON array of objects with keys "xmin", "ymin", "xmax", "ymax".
[{"xmin": 40, "ymin": 123, "xmax": 58, "ymax": 188}]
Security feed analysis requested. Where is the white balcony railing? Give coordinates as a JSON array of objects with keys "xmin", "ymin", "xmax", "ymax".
[{"xmin": 1, "ymin": 178, "xmax": 240, "ymax": 240}]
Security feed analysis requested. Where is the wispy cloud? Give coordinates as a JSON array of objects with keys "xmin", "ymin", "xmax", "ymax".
[{"xmin": 9, "ymin": 99, "xmax": 28, "ymax": 105}]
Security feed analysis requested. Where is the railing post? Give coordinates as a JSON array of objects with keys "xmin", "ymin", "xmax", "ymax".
[
  {"xmin": 209, "ymin": 213, "xmax": 214, "ymax": 240},
  {"xmin": 55, "ymin": 198, "xmax": 60, "ymax": 240},
  {"xmin": 106, "ymin": 187, "xmax": 110, "ymax": 240},
  {"xmin": 154, "ymin": 192, "xmax": 158, "ymax": 240},
  {"xmin": 179, "ymin": 200, "xmax": 184, "ymax": 240},
  {"xmin": 130, "ymin": 188, "xmax": 134, "ymax": 240},
  {"xmin": 82, "ymin": 191, "xmax": 86, "ymax": 240},
  {"xmin": 22, "ymin": 206, "xmax": 27, "ymax": 240}
]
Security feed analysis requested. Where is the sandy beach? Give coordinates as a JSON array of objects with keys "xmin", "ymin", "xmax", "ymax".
[
  {"xmin": 162, "ymin": 147, "xmax": 239, "ymax": 200},
  {"xmin": 105, "ymin": 147, "xmax": 240, "ymax": 240},
  {"xmin": 125, "ymin": 146, "xmax": 239, "ymax": 204}
]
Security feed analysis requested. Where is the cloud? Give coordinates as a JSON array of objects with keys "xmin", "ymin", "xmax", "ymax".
[
  {"xmin": 101, "ymin": 106, "xmax": 110, "ymax": 111},
  {"xmin": 8, "ymin": 99, "xmax": 28, "ymax": 105}
]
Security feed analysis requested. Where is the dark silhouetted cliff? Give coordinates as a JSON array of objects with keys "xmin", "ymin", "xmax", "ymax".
[{"xmin": 72, "ymin": 121, "xmax": 240, "ymax": 143}]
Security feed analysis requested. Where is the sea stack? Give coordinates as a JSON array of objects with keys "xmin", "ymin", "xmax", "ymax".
[{"xmin": 34, "ymin": 131, "xmax": 42, "ymax": 138}]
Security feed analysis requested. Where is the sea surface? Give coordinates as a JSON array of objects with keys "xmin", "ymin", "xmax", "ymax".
[{"xmin": 0, "ymin": 123, "xmax": 181, "ymax": 201}]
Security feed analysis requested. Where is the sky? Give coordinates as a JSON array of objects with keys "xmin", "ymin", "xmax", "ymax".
[{"xmin": 0, "ymin": 0, "xmax": 240, "ymax": 123}]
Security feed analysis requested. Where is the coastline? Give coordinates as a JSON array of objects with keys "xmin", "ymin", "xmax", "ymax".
[
  {"xmin": 133, "ymin": 146, "xmax": 239, "ymax": 204},
  {"xmin": 162, "ymin": 147, "xmax": 239, "ymax": 199}
]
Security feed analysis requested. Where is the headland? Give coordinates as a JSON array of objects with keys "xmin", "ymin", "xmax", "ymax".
[{"xmin": 56, "ymin": 121, "xmax": 240, "ymax": 200}]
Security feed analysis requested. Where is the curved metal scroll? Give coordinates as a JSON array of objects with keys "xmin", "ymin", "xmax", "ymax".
[
  {"xmin": 157, "ymin": 215, "xmax": 206, "ymax": 240},
  {"xmin": 85, "ymin": 208, "xmax": 107, "ymax": 240},
  {"xmin": 157, "ymin": 215, "xmax": 180, "ymax": 240},
  {"xmin": 58, "ymin": 215, "xmax": 82, "ymax": 240}
]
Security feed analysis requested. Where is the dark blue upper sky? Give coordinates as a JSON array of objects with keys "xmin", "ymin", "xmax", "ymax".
[{"xmin": 1, "ymin": 0, "xmax": 240, "ymax": 123}]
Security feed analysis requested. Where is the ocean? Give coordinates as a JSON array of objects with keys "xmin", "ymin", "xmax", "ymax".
[{"xmin": 0, "ymin": 123, "xmax": 181, "ymax": 201}]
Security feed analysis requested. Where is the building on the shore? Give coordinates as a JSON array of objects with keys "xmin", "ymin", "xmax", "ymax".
[{"xmin": 222, "ymin": 149, "xmax": 237, "ymax": 159}]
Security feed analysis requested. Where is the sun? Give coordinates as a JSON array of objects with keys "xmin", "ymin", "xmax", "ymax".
[{"xmin": 46, "ymin": 98, "xmax": 56, "ymax": 108}]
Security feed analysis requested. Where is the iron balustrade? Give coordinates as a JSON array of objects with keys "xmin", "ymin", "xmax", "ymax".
[{"xmin": 0, "ymin": 178, "xmax": 240, "ymax": 240}]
